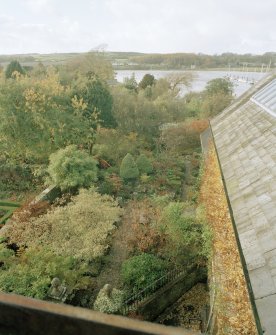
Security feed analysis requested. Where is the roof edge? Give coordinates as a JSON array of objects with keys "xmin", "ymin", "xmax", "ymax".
[{"xmin": 211, "ymin": 70, "xmax": 276, "ymax": 126}]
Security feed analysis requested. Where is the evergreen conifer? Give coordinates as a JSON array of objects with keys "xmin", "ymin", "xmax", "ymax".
[{"xmin": 119, "ymin": 153, "xmax": 139, "ymax": 181}]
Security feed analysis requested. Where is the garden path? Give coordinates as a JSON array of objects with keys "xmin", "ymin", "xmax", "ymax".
[{"xmin": 95, "ymin": 202, "xmax": 134, "ymax": 291}]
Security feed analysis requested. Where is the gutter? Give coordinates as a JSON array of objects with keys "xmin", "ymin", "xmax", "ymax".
[{"xmin": 208, "ymin": 122, "xmax": 264, "ymax": 335}]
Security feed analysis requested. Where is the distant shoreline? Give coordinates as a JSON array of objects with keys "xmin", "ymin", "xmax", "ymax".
[
  {"xmin": 0, "ymin": 51, "xmax": 274, "ymax": 73},
  {"xmin": 113, "ymin": 67, "xmax": 267, "ymax": 73}
]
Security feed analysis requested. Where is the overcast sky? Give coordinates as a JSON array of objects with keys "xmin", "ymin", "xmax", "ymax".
[{"xmin": 0, "ymin": 0, "xmax": 275, "ymax": 55}]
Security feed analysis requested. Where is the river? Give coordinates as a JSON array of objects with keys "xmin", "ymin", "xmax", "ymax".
[{"xmin": 115, "ymin": 70, "xmax": 267, "ymax": 97}]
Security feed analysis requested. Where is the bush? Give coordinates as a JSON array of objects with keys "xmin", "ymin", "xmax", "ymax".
[
  {"xmin": 119, "ymin": 153, "xmax": 139, "ymax": 181},
  {"xmin": 121, "ymin": 253, "xmax": 168, "ymax": 293},
  {"xmin": 0, "ymin": 159, "xmax": 34, "ymax": 198},
  {"xmin": 0, "ymin": 244, "xmax": 88, "ymax": 300},
  {"xmin": 160, "ymin": 202, "xmax": 203, "ymax": 263},
  {"xmin": 93, "ymin": 285, "xmax": 124, "ymax": 314},
  {"xmin": 4, "ymin": 188, "xmax": 123, "ymax": 261},
  {"xmin": 47, "ymin": 145, "xmax": 98, "ymax": 190},
  {"xmin": 5, "ymin": 60, "xmax": 25, "ymax": 79},
  {"xmin": 152, "ymin": 152, "xmax": 185, "ymax": 194},
  {"xmin": 136, "ymin": 154, "xmax": 153, "ymax": 174}
]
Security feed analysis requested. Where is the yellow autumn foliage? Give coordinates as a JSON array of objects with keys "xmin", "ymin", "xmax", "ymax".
[
  {"xmin": 4, "ymin": 188, "xmax": 123, "ymax": 261},
  {"xmin": 39, "ymin": 68, "xmax": 64, "ymax": 95},
  {"xmin": 71, "ymin": 95, "xmax": 88, "ymax": 111},
  {"xmin": 24, "ymin": 88, "xmax": 46, "ymax": 114},
  {"xmin": 200, "ymin": 145, "xmax": 257, "ymax": 335}
]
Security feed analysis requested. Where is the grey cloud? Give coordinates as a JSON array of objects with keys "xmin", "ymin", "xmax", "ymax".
[{"xmin": 0, "ymin": 0, "xmax": 275, "ymax": 54}]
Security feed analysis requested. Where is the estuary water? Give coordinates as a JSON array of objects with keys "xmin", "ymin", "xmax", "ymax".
[{"xmin": 115, "ymin": 70, "xmax": 267, "ymax": 97}]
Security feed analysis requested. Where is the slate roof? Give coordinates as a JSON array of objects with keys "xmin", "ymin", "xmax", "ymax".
[
  {"xmin": 210, "ymin": 72, "xmax": 276, "ymax": 335},
  {"xmin": 251, "ymin": 79, "xmax": 276, "ymax": 117}
]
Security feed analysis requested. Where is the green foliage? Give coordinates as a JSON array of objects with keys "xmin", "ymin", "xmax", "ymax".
[
  {"xmin": 119, "ymin": 153, "xmax": 139, "ymax": 181},
  {"xmin": 160, "ymin": 202, "xmax": 203, "ymax": 263},
  {"xmin": 5, "ymin": 188, "xmax": 122, "ymax": 261},
  {"xmin": 112, "ymin": 78, "xmax": 191, "ymax": 146},
  {"xmin": 196, "ymin": 206, "xmax": 213, "ymax": 259},
  {"xmin": 183, "ymin": 78, "xmax": 233, "ymax": 119},
  {"xmin": 97, "ymin": 179, "xmax": 115, "ymax": 196},
  {"xmin": 123, "ymin": 73, "xmax": 138, "ymax": 91},
  {"xmin": 150, "ymin": 194, "xmax": 173, "ymax": 207},
  {"xmin": 160, "ymin": 123, "xmax": 201, "ymax": 154},
  {"xmin": 150, "ymin": 78, "xmax": 171, "ymax": 99},
  {"xmin": 77, "ymin": 75, "xmax": 116, "ymax": 128},
  {"xmin": 139, "ymin": 74, "xmax": 156, "ymax": 89},
  {"xmin": 0, "ymin": 244, "xmax": 88, "ymax": 300},
  {"xmin": 0, "ymin": 243, "xmax": 14, "ymax": 263},
  {"xmin": 93, "ymin": 286, "xmax": 124, "ymax": 314},
  {"xmin": 61, "ymin": 53, "xmax": 114, "ymax": 83},
  {"xmin": 31, "ymin": 62, "xmax": 47, "ymax": 78},
  {"xmin": 0, "ymin": 159, "xmax": 34, "ymax": 198},
  {"xmin": 128, "ymin": 52, "xmax": 276, "ymax": 70},
  {"xmin": 136, "ymin": 154, "xmax": 153, "ymax": 174},
  {"xmin": 5, "ymin": 60, "xmax": 25, "ymax": 78},
  {"xmin": 121, "ymin": 253, "xmax": 167, "ymax": 293},
  {"xmin": 92, "ymin": 129, "xmax": 141, "ymax": 166},
  {"xmin": 199, "ymin": 78, "xmax": 233, "ymax": 117},
  {"xmin": 47, "ymin": 145, "xmax": 98, "ymax": 190},
  {"xmin": 0, "ymin": 71, "xmax": 92, "ymax": 163},
  {"xmin": 201, "ymin": 92, "xmax": 232, "ymax": 118},
  {"xmin": 205, "ymin": 78, "xmax": 233, "ymax": 96},
  {"xmin": 153, "ymin": 152, "xmax": 185, "ymax": 194}
]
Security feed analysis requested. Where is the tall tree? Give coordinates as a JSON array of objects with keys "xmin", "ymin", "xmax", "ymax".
[
  {"xmin": 62, "ymin": 53, "xmax": 114, "ymax": 83},
  {"xmin": 76, "ymin": 75, "xmax": 117, "ymax": 129},
  {"xmin": 5, "ymin": 60, "xmax": 25, "ymax": 79},
  {"xmin": 166, "ymin": 72, "xmax": 196, "ymax": 96},
  {"xmin": 139, "ymin": 74, "xmax": 156, "ymax": 90},
  {"xmin": 205, "ymin": 78, "xmax": 233, "ymax": 96},
  {"xmin": 0, "ymin": 71, "xmax": 91, "ymax": 163}
]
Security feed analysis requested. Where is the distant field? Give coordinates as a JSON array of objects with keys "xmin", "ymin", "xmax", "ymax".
[
  {"xmin": 0, "ymin": 51, "xmax": 274, "ymax": 71},
  {"xmin": 0, "ymin": 51, "xmax": 145, "ymax": 67}
]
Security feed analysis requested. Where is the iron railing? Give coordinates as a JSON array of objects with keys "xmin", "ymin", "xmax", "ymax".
[{"xmin": 120, "ymin": 266, "xmax": 195, "ymax": 316}]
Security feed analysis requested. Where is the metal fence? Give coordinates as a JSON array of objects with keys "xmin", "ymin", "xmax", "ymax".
[{"xmin": 120, "ymin": 266, "xmax": 192, "ymax": 316}]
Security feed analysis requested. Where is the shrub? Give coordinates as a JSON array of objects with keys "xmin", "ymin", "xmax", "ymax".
[
  {"xmin": 46, "ymin": 145, "xmax": 98, "ymax": 190},
  {"xmin": 119, "ymin": 153, "xmax": 139, "ymax": 181},
  {"xmin": 124, "ymin": 200, "xmax": 165, "ymax": 254},
  {"xmin": 93, "ymin": 285, "xmax": 124, "ymax": 314},
  {"xmin": 4, "ymin": 188, "xmax": 123, "ymax": 261},
  {"xmin": 98, "ymin": 173, "xmax": 122, "ymax": 196},
  {"xmin": 5, "ymin": 60, "xmax": 25, "ymax": 79},
  {"xmin": 97, "ymin": 180, "xmax": 115, "ymax": 196},
  {"xmin": 160, "ymin": 202, "xmax": 203, "ymax": 263},
  {"xmin": 136, "ymin": 154, "xmax": 153, "ymax": 175},
  {"xmin": 0, "ymin": 244, "xmax": 88, "ymax": 300},
  {"xmin": 0, "ymin": 159, "xmax": 34, "ymax": 198},
  {"xmin": 153, "ymin": 152, "xmax": 185, "ymax": 194},
  {"xmin": 121, "ymin": 253, "xmax": 168, "ymax": 293}
]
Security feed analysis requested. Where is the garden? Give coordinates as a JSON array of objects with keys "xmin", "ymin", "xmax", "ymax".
[{"xmin": 0, "ymin": 55, "xmax": 233, "ymax": 319}]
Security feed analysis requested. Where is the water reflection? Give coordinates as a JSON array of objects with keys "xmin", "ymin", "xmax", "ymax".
[{"xmin": 115, "ymin": 70, "xmax": 266, "ymax": 97}]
